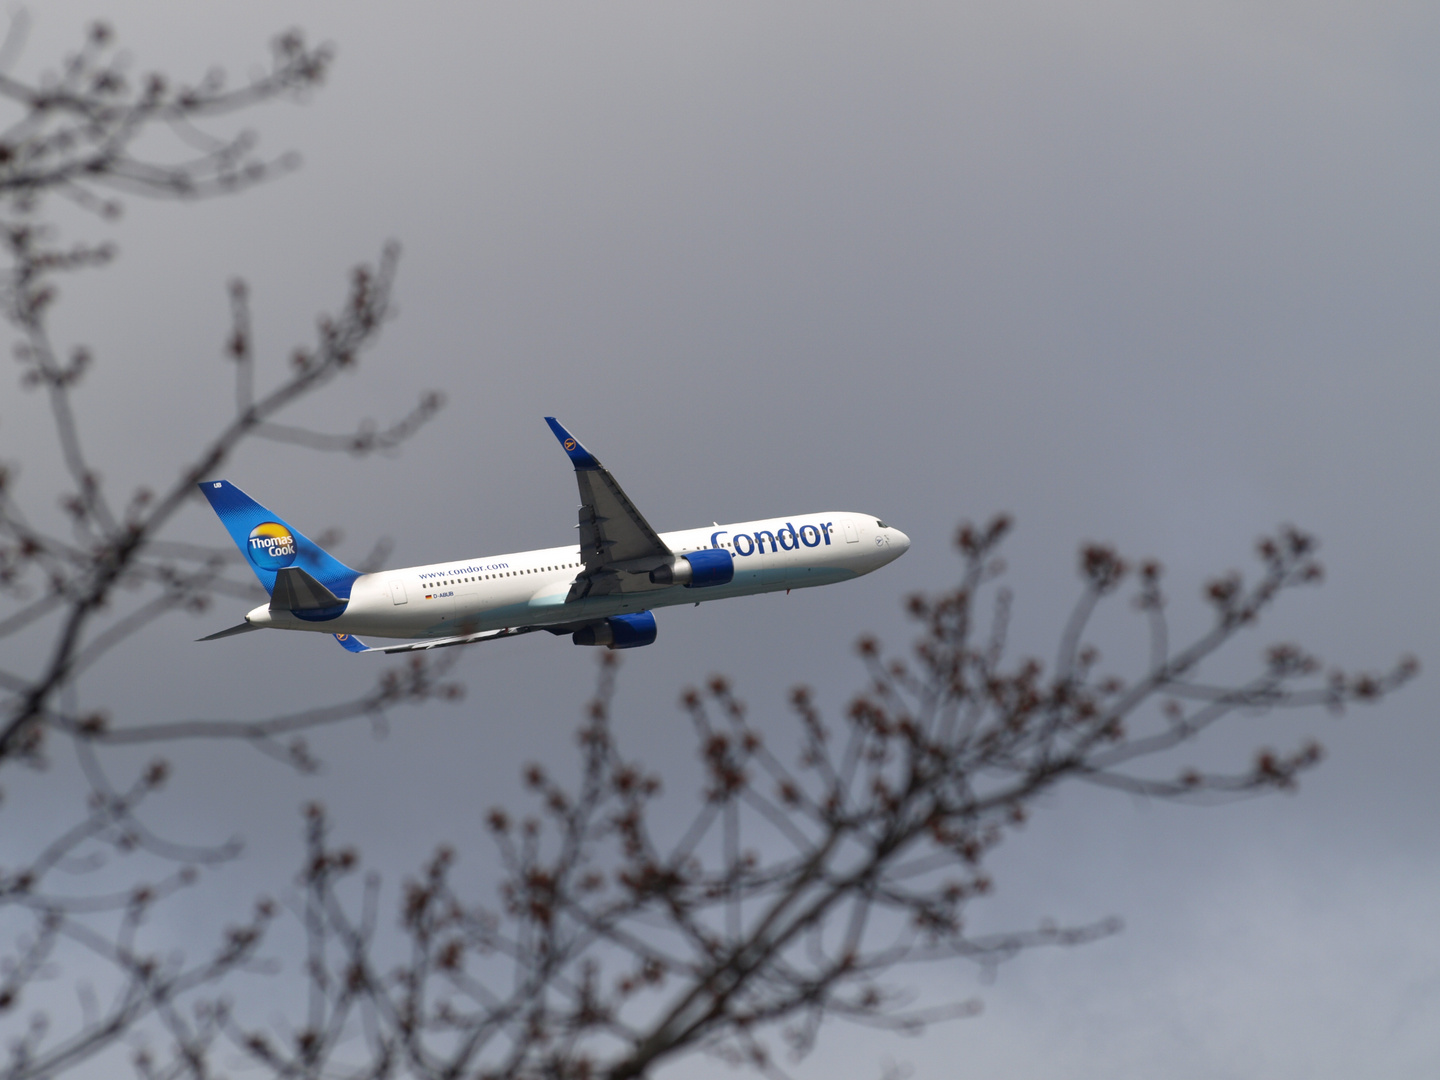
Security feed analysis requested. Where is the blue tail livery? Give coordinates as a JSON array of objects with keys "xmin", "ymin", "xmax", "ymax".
[
  {"xmin": 196, "ymin": 420, "xmax": 909, "ymax": 653},
  {"xmin": 199, "ymin": 480, "xmax": 361, "ymax": 603}
]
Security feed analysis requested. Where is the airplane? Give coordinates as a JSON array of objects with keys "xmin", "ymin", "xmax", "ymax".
[{"xmin": 197, "ymin": 418, "xmax": 910, "ymax": 654}]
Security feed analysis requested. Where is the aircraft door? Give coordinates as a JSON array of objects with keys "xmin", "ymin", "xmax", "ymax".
[
  {"xmin": 390, "ymin": 580, "xmax": 408, "ymax": 605},
  {"xmin": 843, "ymin": 520, "xmax": 859, "ymax": 544}
]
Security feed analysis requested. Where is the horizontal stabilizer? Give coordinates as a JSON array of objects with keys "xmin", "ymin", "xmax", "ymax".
[
  {"xmin": 271, "ymin": 567, "xmax": 343, "ymax": 612},
  {"xmin": 197, "ymin": 622, "xmax": 260, "ymax": 642}
]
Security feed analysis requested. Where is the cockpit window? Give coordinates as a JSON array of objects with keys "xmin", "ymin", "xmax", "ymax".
[{"xmin": 876, "ymin": 520, "xmax": 889, "ymax": 529}]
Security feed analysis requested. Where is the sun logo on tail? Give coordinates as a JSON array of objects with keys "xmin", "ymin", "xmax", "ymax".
[{"xmin": 247, "ymin": 521, "xmax": 297, "ymax": 570}]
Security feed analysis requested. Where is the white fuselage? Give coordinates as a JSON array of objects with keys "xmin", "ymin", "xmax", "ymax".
[{"xmin": 246, "ymin": 511, "xmax": 909, "ymax": 640}]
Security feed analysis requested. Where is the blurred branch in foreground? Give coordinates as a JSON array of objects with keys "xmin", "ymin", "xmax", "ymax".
[{"xmin": 0, "ymin": 19, "xmax": 450, "ymax": 1078}]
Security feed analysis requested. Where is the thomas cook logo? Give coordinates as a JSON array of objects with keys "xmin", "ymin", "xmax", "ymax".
[
  {"xmin": 247, "ymin": 521, "xmax": 297, "ymax": 570},
  {"xmin": 563, "ymin": 438, "xmax": 577, "ymax": 451}
]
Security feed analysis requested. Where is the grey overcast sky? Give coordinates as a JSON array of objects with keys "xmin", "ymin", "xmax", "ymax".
[{"xmin": 5, "ymin": 2, "xmax": 1439, "ymax": 1077}]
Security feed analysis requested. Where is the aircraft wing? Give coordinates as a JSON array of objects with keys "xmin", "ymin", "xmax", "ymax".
[
  {"xmin": 334, "ymin": 626, "xmax": 542, "ymax": 654},
  {"xmin": 545, "ymin": 418, "xmax": 672, "ymax": 599},
  {"xmin": 333, "ymin": 619, "xmax": 626, "ymax": 655}
]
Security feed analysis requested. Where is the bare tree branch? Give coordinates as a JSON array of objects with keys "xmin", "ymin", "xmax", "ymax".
[
  {"xmin": 0, "ymin": 21, "xmax": 448, "ymax": 1076},
  {"xmin": 216, "ymin": 523, "xmax": 1410, "ymax": 1080}
]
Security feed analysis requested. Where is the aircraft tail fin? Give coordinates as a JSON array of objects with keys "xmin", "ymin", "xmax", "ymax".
[
  {"xmin": 198, "ymin": 480, "xmax": 361, "ymax": 599},
  {"xmin": 271, "ymin": 567, "xmax": 343, "ymax": 611}
]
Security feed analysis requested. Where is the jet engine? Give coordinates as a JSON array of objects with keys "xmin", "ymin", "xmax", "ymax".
[
  {"xmin": 648, "ymin": 548, "xmax": 734, "ymax": 588},
  {"xmin": 571, "ymin": 610, "xmax": 658, "ymax": 649}
]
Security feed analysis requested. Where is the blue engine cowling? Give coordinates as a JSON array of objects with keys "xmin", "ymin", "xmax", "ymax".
[
  {"xmin": 571, "ymin": 610, "xmax": 657, "ymax": 649},
  {"xmin": 648, "ymin": 548, "xmax": 735, "ymax": 588},
  {"xmin": 683, "ymin": 548, "xmax": 734, "ymax": 587}
]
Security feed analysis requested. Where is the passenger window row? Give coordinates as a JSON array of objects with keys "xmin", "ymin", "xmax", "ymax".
[{"xmin": 429, "ymin": 562, "xmax": 581, "ymax": 587}]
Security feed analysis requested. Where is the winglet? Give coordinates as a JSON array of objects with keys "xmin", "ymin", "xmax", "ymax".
[
  {"xmin": 333, "ymin": 633, "xmax": 373, "ymax": 654},
  {"xmin": 544, "ymin": 417, "xmax": 601, "ymax": 470}
]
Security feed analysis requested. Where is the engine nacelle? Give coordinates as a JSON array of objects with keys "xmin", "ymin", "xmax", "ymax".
[
  {"xmin": 571, "ymin": 610, "xmax": 658, "ymax": 649},
  {"xmin": 648, "ymin": 548, "xmax": 734, "ymax": 588}
]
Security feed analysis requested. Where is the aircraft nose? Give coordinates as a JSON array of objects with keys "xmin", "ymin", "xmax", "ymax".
[{"xmin": 891, "ymin": 528, "xmax": 911, "ymax": 555}]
